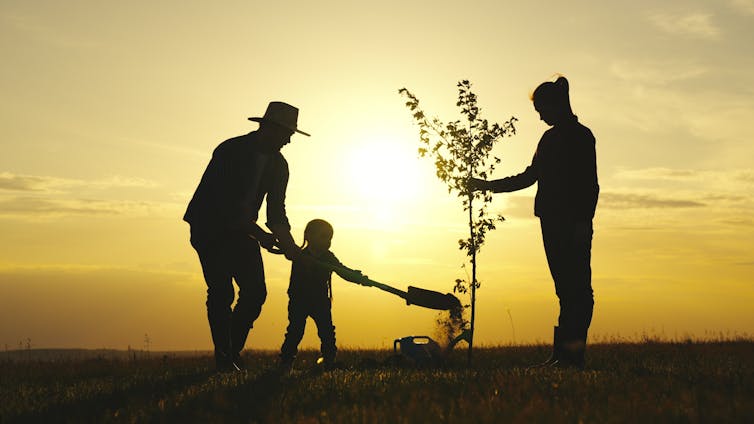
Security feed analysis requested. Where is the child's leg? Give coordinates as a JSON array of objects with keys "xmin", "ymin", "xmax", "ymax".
[
  {"xmin": 311, "ymin": 300, "xmax": 336, "ymax": 363},
  {"xmin": 280, "ymin": 297, "xmax": 308, "ymax": 363}
]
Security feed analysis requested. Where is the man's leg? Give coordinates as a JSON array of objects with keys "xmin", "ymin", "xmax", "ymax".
[
  {"xmin": 191, "ymin": 231, "xmax": 235, "ymax": 370},
  {"xmin": 229, "ymin": 235, "xmax": 267, "ymax": 359}
]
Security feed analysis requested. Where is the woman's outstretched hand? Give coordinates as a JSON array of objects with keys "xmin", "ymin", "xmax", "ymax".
[{"xmin": 468, "ymin": 177, "xmax": 490, "ymax": 192}]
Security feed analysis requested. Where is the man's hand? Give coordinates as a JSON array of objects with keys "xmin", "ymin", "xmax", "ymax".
[
  {"xmin": 468, "ymin": 177, "xmax": 490, "ymax": 192},
  {"xmin": 255, "ymin": 231, "xmax": 278, "ymax": 252},
  {"xmin": 269, "ymin": 224, "xmax": 304, "ymax": 261},
  {"xmin": 244, "ymin": 223, "xmax": 280, "ymax": 253}
]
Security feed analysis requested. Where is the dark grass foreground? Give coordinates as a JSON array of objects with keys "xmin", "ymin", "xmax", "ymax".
[{"xmin": 1, "ymin": 342, "xmax": 752, "ymax": 423}]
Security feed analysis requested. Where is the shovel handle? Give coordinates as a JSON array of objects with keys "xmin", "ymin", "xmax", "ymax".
[
  {"xmin": 313, "ymin": 261, "xmax": 409, "ymax": 299},
  {"xmin": 265, "ymin": 251, "xmax": 411, "ymax": 302}
]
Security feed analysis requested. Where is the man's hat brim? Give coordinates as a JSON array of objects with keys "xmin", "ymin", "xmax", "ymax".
[{"xmin": 248, "ymin": 117, "xmax": 311, "ymax": 137}]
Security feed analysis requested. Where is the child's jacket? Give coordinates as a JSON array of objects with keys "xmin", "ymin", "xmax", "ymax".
[{"xmin": 287, "ymin": 248, "xmax": 343, "ymax": 300}]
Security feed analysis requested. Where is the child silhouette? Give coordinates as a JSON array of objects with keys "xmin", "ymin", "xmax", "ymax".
[{"xmin": 279, "ymin": 219, "xmax": 368, "ymax": 369}]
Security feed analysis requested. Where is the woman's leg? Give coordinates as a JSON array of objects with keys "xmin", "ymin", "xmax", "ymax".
[{"xmin": 541, "ymin": 219, "xmax": 594, "ymax": 367}]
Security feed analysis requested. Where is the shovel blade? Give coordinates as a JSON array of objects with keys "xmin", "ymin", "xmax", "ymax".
[{"xmin": 406, "ymin": 286, "xmax": 462, "ymax": 311}]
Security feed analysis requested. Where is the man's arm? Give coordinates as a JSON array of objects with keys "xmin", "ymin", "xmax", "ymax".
[
  {"xmin": 242, "ymin": 222, "xmax": 277, "ymax": 252},
  {"xmin": 264, "ymin": 155, "xmax": 304, "ymax": 260},
  {"xmin": 269, "ymin": 224, "xmax": 303, "ymax": 261}
]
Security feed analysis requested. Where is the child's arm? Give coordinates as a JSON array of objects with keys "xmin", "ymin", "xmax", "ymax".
[
  {"xmin": 319, "ymin": 253, "xmax": 370, "ymax": 285},
  {"xmin": 333, "ymin": 264, "xmax": 370, "ymax": 285}
]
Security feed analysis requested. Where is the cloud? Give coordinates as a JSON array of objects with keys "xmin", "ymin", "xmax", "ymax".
[
  {"xmin": 736, "ymin": 170, "xmax": 754, "ymax": 183},
  {"xmin": 648, "ymin": 12, "xmax": 721, "ymax": 39},
  {"xmin": 701, "ymin": 193, "xmax": 750, "ymax": 203},
  {"xmin": 1, "ymin": 12, "xmax": 100, "ymax": 50},
  {"xmin": 730, "ymin": 0, "xmax": 754, "ymax": 15},
  {"xmin": 0, "ymin": 173, "xmax": 50, "ymax": 191},
  {"xmin": 614, "ymin": 168, "xmax": 754, "ymax": 189},
  {"xmin": 500, "ymin": 195, "xmax": 537, "ymax": 219},
  {"xmin": 0, "ymin": 172, "xmax": 158, "ymax": 193},
  {"xmin": 0, "ymin": 196, "xmax": 165, "ymax": 217},
  {"xmin": 720, "ymin": 218, "xmax": 754, "ymax": 227},
  {"xmin": 609, "ymin": 60, "xmax": 708, "ymax": 86},
  {"xmin": 614, "ymin": 167, "xmax": 702, "ymax": 181},
  {"xmin": 599, "ymin": 192, "xmax": 706, "ymax": 209},
  {"xmin": 0, "ymin": 173, "xmax": 174, "ymax": 219},
  {"xmin": 600, "ymin": 168, "xmax": 754, "ymax": 213}
]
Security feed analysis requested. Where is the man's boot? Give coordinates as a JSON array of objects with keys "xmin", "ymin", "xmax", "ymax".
[
  {"xmin": 528, "ymin": 326, "xmax": 562, "ymax": 369},
  {"xmin": 215, "ymin": 350, "xmax": 240, "ymax": 372},
  {"xmin": 208, "ymin": 313, "xmax": 236, "ymax": 372}
]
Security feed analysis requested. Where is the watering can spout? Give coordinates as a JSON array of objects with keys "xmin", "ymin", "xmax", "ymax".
[{"xmin": 447, "ymin": 328, "xmax": 472, "ymax": 350}]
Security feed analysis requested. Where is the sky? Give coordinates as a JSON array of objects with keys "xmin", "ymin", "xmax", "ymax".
[{"xmin": 1, "ymin": 0, "xmax": 753, "ymax": 351}]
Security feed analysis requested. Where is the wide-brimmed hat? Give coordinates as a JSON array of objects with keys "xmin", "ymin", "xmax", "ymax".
[{"xmin": 248, "ymin": 101, "xmax": 310, "ymax": 137}]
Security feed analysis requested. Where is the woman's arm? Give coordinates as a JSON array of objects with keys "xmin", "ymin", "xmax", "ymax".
[{"xmin": 469, "ymin": 153, "xmax": 538, "ymax": 193}]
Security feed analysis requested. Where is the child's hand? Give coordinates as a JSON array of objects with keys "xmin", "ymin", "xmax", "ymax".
[
  {"xmin": 336, "ymin": 268, "xmax": 370, "ymax": 285},
  {"xmin": 353, "ymin": 270, "xmax": 370, "ymax": 286}
]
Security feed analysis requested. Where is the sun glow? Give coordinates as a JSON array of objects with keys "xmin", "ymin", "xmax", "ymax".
[{"xmin": 343, "ymin": 136, "xmax": 431, "ymax": 228}]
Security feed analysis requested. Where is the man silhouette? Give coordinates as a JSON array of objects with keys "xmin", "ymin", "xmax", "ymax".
[{"xmin": 184, "ymin": 101, "xmax": 309, "ymax": 371}]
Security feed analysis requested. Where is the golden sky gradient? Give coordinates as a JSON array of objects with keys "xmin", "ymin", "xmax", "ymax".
[{"xmin": 1, "ymin": 0, "xmax": 753, "ymax": 350}]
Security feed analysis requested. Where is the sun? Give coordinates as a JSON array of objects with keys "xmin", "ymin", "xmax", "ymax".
[
  {"xmin": 342, "ymin": 136, "xmax": 432, "ymax": 228},
  {"xmin": 346, "ymin": 138, "xmax": 424, "ymax": 203}
]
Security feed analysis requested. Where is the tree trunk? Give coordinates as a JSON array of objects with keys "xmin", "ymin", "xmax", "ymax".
[{"xmin": 467, "ymin": 164, "xmax": 476, "ymax": 366}]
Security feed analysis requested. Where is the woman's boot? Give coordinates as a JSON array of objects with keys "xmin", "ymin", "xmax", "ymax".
[
  {"xmin": 554, "ymin": 327, "xmax": 586, "ymax": 369},
  {"xmin": 528, "ymin": 326, "xmax": 562, "ymax": 368}
]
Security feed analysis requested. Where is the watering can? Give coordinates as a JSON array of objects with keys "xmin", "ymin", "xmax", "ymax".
[{"xmin": 394, "ymin": 336, "xmax": 442, "ymax": 364}]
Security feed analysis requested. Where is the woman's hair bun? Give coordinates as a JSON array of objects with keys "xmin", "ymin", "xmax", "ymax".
[
  {"xmin": 532, "ymin": 74, "xmax": 572, "ymax": 108},
  {"xmin": 555, "ymin": 76, "xmax": 569, "ymax": 93}
]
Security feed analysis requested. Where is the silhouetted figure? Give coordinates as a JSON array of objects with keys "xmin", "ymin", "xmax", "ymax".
[
  {"xmin": 279, "ymin": 219, "xmax": 367, "ymax": 370},
  {"xmin": 184, "ymin": 101, "xmax": 310, "ymax": 372},
  {"xmin": 470, "ymin": 76, "xmax": 599, "ymax": 368}
]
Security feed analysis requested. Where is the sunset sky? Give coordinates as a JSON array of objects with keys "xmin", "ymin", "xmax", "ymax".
[{"xmin": 2, "ymin": 0, "xmax": 753, "ymax": 351}]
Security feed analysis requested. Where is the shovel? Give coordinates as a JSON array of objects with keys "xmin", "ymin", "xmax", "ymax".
[
  {"xmin": 265, "ymin": 246, "xmax": 462, "ymax": 311},
  {"xmin": 321, "ymin": 262, "xmax": 462, "ymax": 311}
]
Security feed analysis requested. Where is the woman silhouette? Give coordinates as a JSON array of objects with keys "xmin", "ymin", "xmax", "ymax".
[{"xmin": 470, "ymin": 76, "xmax": 599, "ymax": 368}]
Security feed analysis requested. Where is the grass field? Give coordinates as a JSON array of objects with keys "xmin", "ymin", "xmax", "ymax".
[{"xmin": 1, "ymin": 341, "xmax": 752, "ymax": 423}]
